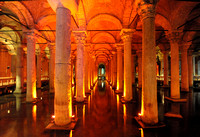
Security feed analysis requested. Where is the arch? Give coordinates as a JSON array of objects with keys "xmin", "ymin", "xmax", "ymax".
[
  {"xmin": 3, "ymin": 2, "xmax": 34, "ymax": 27},
  {"xmin": 91, "ymin": 31, "xmax": 116, "ymax": 43},
  {"xmin": 87, "ymin": 13, "xmax": 122, "ymax": 30}
]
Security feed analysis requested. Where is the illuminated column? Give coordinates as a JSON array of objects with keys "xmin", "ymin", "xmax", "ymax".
[
  {"xmin": 112, "ymin": 51, "xmax": 117, "ymax": 89},
  {"xmin": 74, "ymin": 31, "xmax": 86, "ymax": 102},
  {"xmin": 36, "ymin": 49, "xmax": 41, "ymax": 89},
  {"xmin": 14, "ymin": 45, "xmax": 24, "ymax": 93},
  {"xmin": 138, "ymin": 3, "xmax": 158, "ymax": 124},
  {"xmin": 181, "ymin": 45, "xmax": 189, "ymax": 91},
  {"xmin": 168, "ymin": 31, "xmax": 181, "ymax": 99},
  {"xmin": 163, "ymin": 50, "xmax": 169, "ymax": 86},
  {"xmin": 54, "ymin": 4, "xmax": 72, "ymax": 125},
  {"xmin": 25, "ymin": 30, "xmax": 37, "ymax": 102},
  {"xmin": 116, "ymin": 45, "xmax": 123, "ymax": 92},
  {"xmin": 110, "ymin": 56, "xmax": 113, "ymax": 85},
  {"xmin": 132, "ymin": 54, "xmax": 136, "ymax": 85},
  {"xmin": 188, "ymin": 50, "xmax": 193, "ymax": 87},
  {"xmin": 49, "ymin": 43, "xmax": 55, "ymax": 93},
  {"xmin": 137, "ymin": 49, "xmax": 142, "ymax": 88},
  {"xmin": 120, "ymin": 29, "xmax": 134, "ymax": 101},
  {"xmin": 84, "ymin": 45, "xmax": 89, "ymax": 93}
]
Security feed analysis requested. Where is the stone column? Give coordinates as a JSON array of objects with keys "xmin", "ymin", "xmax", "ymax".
[
  {"xmin": 25, "ymin": 30, "xmax": 37, "ymax": 102},
  {"xmin": 120, "ymin": 29, "xmax": 134, "ymax": 101},
  {"xmin": 163, "ymin": 50, "xmax": 169, "ymax": 86},
  {"xmin": 112, "ymin": 52, "xmax": 117, "ymax": 89},
  {"xmin": 36, "ymin": 49, "xmax": 41, "ymax": 89},
  {"xmin": 84, "ymin": 45, "xmax": 89, "ymax": 93},
  {"xmin": 14, "ymin": 45, "xmax": 24, "ymax": 93},
  {"xmin": 168, "ymin": 31, "xmax": 181, "ymax": 99},
  {"xmin": 54, "ymin": 5, "xmax": 72, "ymax": 125},
  {"xmin": 116, "ymin": 45, "xmax": 123, "ymax": 92},
  {"xmin": 110, "ymin": 56, "xmax": 113, "ymax": 85},
  {"xmin": 138, "ymin": 3, "xmax": 158, "ymax": 124},
  {"xmin": 181, "ymin": 45, "xmax": 189, "ymax": 91},
  {"xmin": 132, "ymin": 54, "xmax": 136, "ymax": 85},
  {"xmin": 188, "ymin": 50, "xmax": 193, "ymax": 87},
  {"xmin": 49, "ymin": 43, "xmax": 55, "ymax": 93},
  {"xmin": 137, "ymin": 50, "xmax": 142, "ymax": 88}
]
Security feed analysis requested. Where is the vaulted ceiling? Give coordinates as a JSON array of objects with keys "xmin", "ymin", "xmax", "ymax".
[{"xmin": 0, "ymin": 0, "xmax": 199, "ymax": 64}]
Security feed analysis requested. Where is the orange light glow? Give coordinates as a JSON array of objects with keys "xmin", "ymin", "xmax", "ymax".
[
  {"xmin": 52, "ymin": 115, "xmax": 55, "ymax": 119},
  {"xmin": 71, "ymin": 115, "xmax": 75, "ymax": 118},
  {"xmin": 140, "ymin": 128, "xmax": 144, "ymax": 137},
  {"xmin": 83, "ymin": 104, "xmax": 85, "ymax": 126},
  {"xmin": 123, "ymin": 85, "xmax": 126, "ymax": 97},
  {"xmin": 33, "ymin": 86, "xmax": 37, "ymax": 99},
  {"xmin": 33, "ymin": 105, "xmax": 37, "ymax": 121},
  {"xmin": 69, "ymin": 130, "xmax": 73, "ymax": 137},
  {"xmin": 123, "ymin": 104, "xmax": 126, "ymax": 126},
  {"xmin": 138, "ymin": 113, "xmax": 142, "ymax": 116}
]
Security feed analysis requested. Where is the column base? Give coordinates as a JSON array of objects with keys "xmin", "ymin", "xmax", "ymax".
[
  {"xmin": 115, "ymin": 89, "xmax": 123, "ymax": 94},
  {"xmin": 14, "ymin": 89, "xmax": 23, "ymax": 94},
  {"xmin": 120, "ymin": 97, "xmax": 135, "ymax": 104},
  {"xmin": 181, "ymin": 88, "xmax": 189, "ymax": 92},
  {"xmin": 164, "ymin": 96, "xmax": 187, "ymax": 102},
  {"xmin": 45, "ymin": 117, "xmax": 78, "ymax": 131},
  {"xmin": 74, "ymin": 96, "xmax": 87, "ymax": 103},
  {"xmin": 164, "ymin": 112, "xmax": 183, "ymax": 119},
  {"xmin": 134, "ymin": 116, "xmax": 165, "ymax": 129},
  {"xmin": 163, "ymin": 85, "xmax": 169, "ymax": 88}
]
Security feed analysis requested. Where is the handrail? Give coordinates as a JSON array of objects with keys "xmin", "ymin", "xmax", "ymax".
[{"xmin": 0, "ymin": 76, "xmax": 49, "ymax": 87}]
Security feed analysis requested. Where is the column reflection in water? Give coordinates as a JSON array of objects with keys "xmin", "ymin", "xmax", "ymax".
[
  {"xmin": 123, "ymin": 104, "xmax": 126, "ymax": 127},
  {"xmin": 117, "ymin": 95, "xmax": 120, "ymax": 127},
  {"xmin": 83, "ymin": 104, "xmax": 85, "ymax": 127},
  {"xmin": 33, "ymin": 104, "xmax": 37, "ymax": 122},
  {"xmin": 14, "ymin": 94, "xmax": 22, "ymax": 112}
]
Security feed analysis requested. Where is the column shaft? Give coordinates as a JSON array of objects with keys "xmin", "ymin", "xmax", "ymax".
[
  {"xmin": 49, "ymin": 44, "xmax": 55, "ymax": 93},
  {"xmin": 140, "ymin": 3, "xmax": 158, "ymax": 124},
  {"xmin": 15, "ymin": 46, "xmax": 24, "ymax": 93},
  {"xmin": 26, "ymin": 31, "xmax": 36, "ymax": 102},
  {"xmin": 188, "ymin": 51, "xmax": 193, "ymax": 87},
  {"xmin": 74, "ymin": 32, "xmax": 86, "ymax": 102},
  {"xmin": 132, "ymin": 54, "xmax": 136, "ymax": 85},
  {"xmin": 117, "ymin": 47, "xmax": 123, "ymax": 92},
  {"xmin": 181, "ymin": 48, "xmax": 189, "ymax": 91},
  {"xmin": 137, "ymin": 50, "xmax": 142, "ymax": 88},
  {"xmin": 84, "ymin": 46, "xmax": 89, "ymax": 93},
  {"xmin": 163, "ymin": 51, "xmax": 169, "ymax": 86},
  {"xmin": 54, "ymin": 6, "xmax": 72, "ymax": 125},
  {"xmin": 170, "ymin": 40, "xmax": 180, "ymax": 98},
  {"xmin": 36, "ymin": 52, "xmax": 41, "ymax": 89},
  {"xmin": 121, "ymin": 29, "xmax": 133, "ymax": 101}
]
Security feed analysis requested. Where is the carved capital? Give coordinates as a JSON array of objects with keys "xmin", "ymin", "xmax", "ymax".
[
  {"xmin": 138, "ymin": 2, "xmax": 155, "ymax": 20},
  {"xmin": 24, "ymin": 29, "xmax": 38, "ymax": 41},
  {"xmin": 116, "ymin": 43, "xmax": 123, "ymax": 50},
  {"xmin": 167, "ymin": 30, "xmax": 182, "ymax": 43},
  {"xmin": 120, "ymin": 29, "xmax": 135, "ymax": 42},
  {"xmin": 73, "ymin": 31, "xmax": 87, "ymax": 44}
]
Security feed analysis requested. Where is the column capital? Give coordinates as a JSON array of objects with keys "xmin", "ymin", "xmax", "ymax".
[
  {"xmin": 180, "ymin": 42, "xmax": 191, "ymax": 51},
  {"xmin": 73, "ymin": 30, "xmax": 87, "ymax": 44},
  {"xmin": 137, "ymin": 2, "xmax": 155, "ymax": 20},
  {"xmin": 23, "ymin": 29, "xmax": 38, "ymax": 41},
  {"xmin": 188, "ymin": 49, "xmax": 193, "ymax": 56},
  {"xmin": 120, "ymin": 29, "xmax": 135, "ymax": 42},
  {"xmin": 166, "ymin": 30, "xmax": 183, "ymax": 43},
  {"xmin": 111, "ymin": 51, "xmax": 116, "ymax": 55},
  {"xmin": 115, "ymin": 43, "xmax": 123, "ymax": 50}
]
